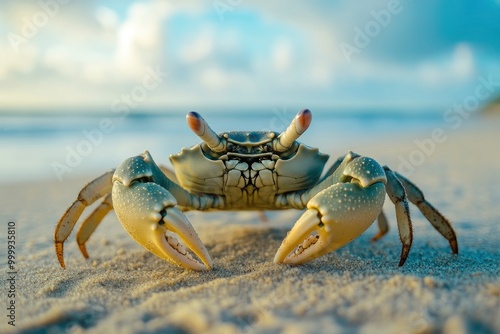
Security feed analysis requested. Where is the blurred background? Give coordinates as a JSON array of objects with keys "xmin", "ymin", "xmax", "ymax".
[{"xmin": 1, "ymin": 0, "xmax": 500, "ymax": 183}]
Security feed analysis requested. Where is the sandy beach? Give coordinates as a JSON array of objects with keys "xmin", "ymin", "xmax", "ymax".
[{"xmin": 1, "ymin": 116, "xmax": 499, "ymax": 334}]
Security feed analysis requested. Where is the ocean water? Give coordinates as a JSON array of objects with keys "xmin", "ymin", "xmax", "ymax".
[{"xmin": 0, "ymin": 110, "xmax": 448, "ymax": 184}]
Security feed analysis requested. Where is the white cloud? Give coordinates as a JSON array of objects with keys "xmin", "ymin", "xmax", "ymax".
[
  {"xmin": 81, "ymin": 55, "xmax": 114, "ymax": 84},
  {"xmin": 418, "ymin": 43, "xmax": 475, "ymax": 86},
  {"xmin": 95, "ymin": 6, "xmax": 119, "ymax": 30},
  {"xmin": 43, "ymin": 45, "xmax": 78, "ymax": 77},
  {"xmin": 339, "ymin": 42, "xmax": 476, "ymax": 89},
  {"xmin": 115, "ymin": 1, "xmax": 171, "ymax": 80},
  {"xmin": 450, "ymin": 43, "xmax": 475, "ymax": 80},
  {"xmin": 199, "ymin": 66, "xmax": 230, "ymax": 89},
  {"xmin": 0, "ymin": 1, "xmax": 496, "ymax": 111},
  {"xmin": 0, "ymin": 42, "xmax": 38, "ymax": 79},
  {"xmin": 180, "ymin": 28, "xmax": 215, "ymax": 64},
  {"xmin": 272, "ymin": 39, "xmax": 293, "ymax": 72},
  {"xmin": 198, "ymin": 65, "xmax": 250, "ymax": 91}
]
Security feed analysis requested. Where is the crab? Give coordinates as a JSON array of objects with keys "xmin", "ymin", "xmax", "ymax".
[{"xmin": 54, "ymin": 109, "xmax": 458, "ymax": 270}]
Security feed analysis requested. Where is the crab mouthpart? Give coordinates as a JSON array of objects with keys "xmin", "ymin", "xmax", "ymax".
[
  {"xmin": 274, "ymin": 209, "xmax": 333, "ymax": 265},
  {"xmin": 151, "ymin": 207, "xmax": 213, "ymax": 270}
]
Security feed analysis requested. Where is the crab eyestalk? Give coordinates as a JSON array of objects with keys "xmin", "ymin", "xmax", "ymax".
[
  {"xmin": 187, "ymin": 111, "xmax": 226, "ymax": 153},
  {"xmin": 274, "ymin": 109, "xmax": 312, "ymax": 152}
]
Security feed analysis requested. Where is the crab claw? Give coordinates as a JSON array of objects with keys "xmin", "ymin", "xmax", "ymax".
[
  {"xmin": 274, "ymin": 182, "xmax": 386, "ymax": 265},
  {"xmin": 112, "ymin": 155, "xmax": 213, "ymax": 270}
]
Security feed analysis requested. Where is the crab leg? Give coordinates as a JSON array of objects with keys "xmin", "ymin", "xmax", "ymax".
[
  {"xmin": 394, "ymin": 172, "xmax": 458, "ymax": 254},
  {"xmin": 384, "ymin": 167, "xmax": 413, "ymax": 266},
  {"xmin": 372, "ymin": 211, "xmax": 389, "ymax": 242},
  {"xmin": 76, "ymin": 193, "xmax": 113, "ymax": 258},
  {"xmin": 54, "ymin": 170, "xmax": 114, "ymax": 268}
]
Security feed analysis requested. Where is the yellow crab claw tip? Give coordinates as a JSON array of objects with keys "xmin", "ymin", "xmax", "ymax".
[
  {"xmin": 148, "ymin": 207, "xmax": 213, "ymax": 270},
  {"xmin": 274, "ymin": 209, "xmax": 324, "ymax": 265},
  {"xmin": 161, "ymin": 207, "xmax": 213, "ymax": 270}
]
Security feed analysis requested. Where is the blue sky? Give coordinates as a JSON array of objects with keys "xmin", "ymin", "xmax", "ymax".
[{"xmin": 1, "ymin": 0, "xmax": 500, "ymax": 114}]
